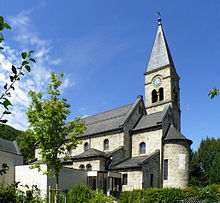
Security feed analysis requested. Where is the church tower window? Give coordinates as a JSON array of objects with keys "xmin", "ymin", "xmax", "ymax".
[
  {"xmin": 139, "ymin": 142, "xmax": 146, "ymax": 154},
  {"xmin": 79, "ymin": 164, "xmax": 85, "ymax": 170},
  {"xmin": 103, "ymin": 139, "xmax": 109, "ymax": 150},
  {"xmin": 86, "ymin": 164, "xmax": 92, "ymax": 171},
  {"xmin": 159, "ymin": 88, "xmax": 164, "ymax": 101},
  {"xmin": 84, "ymin": 142, "xmax": 89, "ymax": 151},
  {"xmin": 152, "ymin": 90, "xmax": 158, "ymax": 103}
]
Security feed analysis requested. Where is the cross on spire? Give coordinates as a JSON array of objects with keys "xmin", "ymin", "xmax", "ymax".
[{"xmin": 157, "ymin": 11, "xmax": 162, "ymax": 25}]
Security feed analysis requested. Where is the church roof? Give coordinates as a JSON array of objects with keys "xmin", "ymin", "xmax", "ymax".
[
  {"xmin": 146, "ymin": 22, "xmax": 175, "ymax": 72},
  {"xmin": 72, "ymin": 148, "xmax": 107, "ymax": 159},
  {"xmin": 164, "ymin": 125, "xmax": 192, "ymax": 144},
  {"xmin": 0, "ymin": 138, "xmax": 21, "ymax": 155},
  {"xmin": 132, "ymin": 111, "xmax": 162, "ymax": 131},
  {"xmin": 109, "ymin": 156, "xmax": 149, "ymax": 169},
  {"xmin": 81, "ymin": 104, "xmax": 132, "ymax": 136}
]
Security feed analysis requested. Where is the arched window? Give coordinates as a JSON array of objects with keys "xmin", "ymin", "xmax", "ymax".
[
  {"xmin": 152, "ymin": 90, "xmax": 157, "ymax": 103},
  {"xmin": 139, "ymin": 142, "xmax": 146, "ymax": 154},
  {"xmin": 86, "ymin": 164, "xmax": 92, "ymax": 171},
  {"xmin": 79, "ymin": 164, "xmax": 85, "ymax": 170},
  {"xmin": 159, "ymin": 88, "xmax": 164, "ymax": 101},
  {"xmin": 84, "ymin": 142, "xmax": 89, "ymax": 151},
  {"xmin": 103, "ymin": 139, "xmax": 109, "ymax": 150}
]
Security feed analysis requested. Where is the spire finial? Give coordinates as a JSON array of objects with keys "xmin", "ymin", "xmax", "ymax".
[{"xmin": 157, "ymin": 10, "xmax": 162, "ymax": 25}]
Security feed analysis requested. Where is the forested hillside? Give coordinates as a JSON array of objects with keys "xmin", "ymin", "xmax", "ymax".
[{"xmin": 0, "ymin": 124, "xmax": 22, "ymax": 141}]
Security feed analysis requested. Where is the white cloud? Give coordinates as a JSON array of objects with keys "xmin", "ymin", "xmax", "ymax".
[{"xmin": 0, "ymin": 9, "xmax": 62, "ymax": 130}]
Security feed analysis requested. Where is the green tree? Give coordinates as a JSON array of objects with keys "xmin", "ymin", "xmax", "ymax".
[
  {"xmin": 26, "ymin": 72, "xmax": 86, "ymax": 191},
  {"xmin": 190, "ymin": 137, "xmax": 220, "ymax": 186},
  {"xmin": 15, "ymin": 129, "xmax": 36, "ymax": 163},
  {"xmin": 0, "ymin": 124, "xmax": 22, "ymax": 141}
]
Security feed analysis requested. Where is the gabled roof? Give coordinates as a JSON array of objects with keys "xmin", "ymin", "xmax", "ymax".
[
  {"xmin": 81, "ymin": 104, "xmax": 132, "ymax": 136},
  {"xmin": 72, "ymin": 148, "xmax": 107, "ymax": 159},
  {"xmin": 79, "ymin": 96, "xmax": 144, "ymax": 137},
  {"xmin": 132, "ymin": 111, "xmax": 163, "ymax": 131},
  {"xmin": 0, "ymin": 138, "xmax": 21, "ymax": 155},
  {"xmin": 146, "ymin": 23, "xmax": 175, "ymax": 72},
  {"xmin": 164, "ymin": 125, "xmax": 192, "ymax": 144}
]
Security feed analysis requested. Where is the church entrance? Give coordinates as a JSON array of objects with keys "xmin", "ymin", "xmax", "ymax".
[{"xmin": 87, "ymin": 171, "xmax": 122, "ymax": 195}]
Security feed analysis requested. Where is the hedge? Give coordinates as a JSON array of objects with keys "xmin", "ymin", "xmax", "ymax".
[{"xmin": 118, "ymin": 185, "xmax": 220, "ymax": 203}]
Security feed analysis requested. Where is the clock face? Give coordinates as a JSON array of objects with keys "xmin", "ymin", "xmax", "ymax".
[{"xmin": 153, "ymin": 77, "xmax": 162, "ymax": 87}]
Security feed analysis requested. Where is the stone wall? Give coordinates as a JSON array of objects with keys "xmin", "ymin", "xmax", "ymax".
[
  {"xmin": 72, "ymin": 157, "xmax": 106, "ymax": 171},
  {"xmin": 121, "ymin": 170, "xmax": 143, "ymax": 191},
  {"xmin": 71, "ymin": 132, "xmax": 124, "ymax": 156},
  {"xmin": 163, "ymin": 140, "xmax": 190, "ymax": 188},
  {"xmin": 145, "ymin": 66, "xmax": 172, "ymax": 113},
  {"xmin": 131, "ymin": 129, "xmax": 162, "ymax": 157},
  {"xmin": 142, "ymin": 150, "xmax": 160, "ymax": 188}
]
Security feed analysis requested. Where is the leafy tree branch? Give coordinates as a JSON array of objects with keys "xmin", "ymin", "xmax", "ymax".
[
  {"xmin": 0, "ymin": 16, "xmax": 35, "ymax": 124},
  {"xmin": 208, "ymin": 88, "xmax": 220, "ymax": 99}
]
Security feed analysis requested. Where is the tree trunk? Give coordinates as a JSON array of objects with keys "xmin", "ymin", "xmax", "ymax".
[{"xmin": 55, "ymin": 173, "xmax": 59, "ymax": 203}]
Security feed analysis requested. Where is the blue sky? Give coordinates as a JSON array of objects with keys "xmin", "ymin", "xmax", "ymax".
[{"xmin": 0, "ymin": 0, "xmax": 220, "ymax": 150}]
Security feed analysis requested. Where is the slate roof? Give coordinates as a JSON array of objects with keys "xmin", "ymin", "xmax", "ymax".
[
  {"xmin": 133, "ymin": 111, "xmax": 163, "ymax": 131},
  {"xmin": 0, "ymin": 138, "xmax": 21, "ymax": 154},
  {"xmin": 164, "ymin": 125, "xmax": 192, "ymax": 144},
  {"xmin": 146, "ymin": 24, "xmax": 175, "ymax": 72},
  {"xmin": 72, "ymin": 148, "xmax": 107, "ymax": 159},
  {"xmin": 80, "ymin": 104, "xmax": 133, "ymax": 136},
  {"xmin": 109, "ymin": 156, "xmax": 149, "ymax": 169}
]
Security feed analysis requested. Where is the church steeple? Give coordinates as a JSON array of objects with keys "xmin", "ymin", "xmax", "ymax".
[
  {"xmin": 144, "ymin": 18, "xmax": 181, "ymax": 130},
  {"xmin": 147, "ymin": 18, "xmax": 175, "ymax": 73}
]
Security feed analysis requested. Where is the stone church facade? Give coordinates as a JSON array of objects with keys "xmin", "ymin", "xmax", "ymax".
[{"xmin": 36, "ymin": 18, "xmax": 192, "ymax": 193}]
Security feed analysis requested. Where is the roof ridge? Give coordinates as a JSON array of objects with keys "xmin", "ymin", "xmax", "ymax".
[{"xmin": 83, "ymin": 103, "xmax": 132, "ymax": 120}]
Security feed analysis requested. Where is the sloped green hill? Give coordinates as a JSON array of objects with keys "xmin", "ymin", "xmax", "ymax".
[{"xmin": 0, "ymin": 124, "xmax": 22, "ymax": 141}]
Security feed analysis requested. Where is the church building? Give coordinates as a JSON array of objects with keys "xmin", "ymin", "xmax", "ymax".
[{"xmin": 34, "ymin": 18, "xmax": 192, "ymax": 194}]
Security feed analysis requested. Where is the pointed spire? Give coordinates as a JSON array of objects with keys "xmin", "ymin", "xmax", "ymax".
[{"xmin": 146, "ymin": 17, "xmax": 175, "ymax": 72}]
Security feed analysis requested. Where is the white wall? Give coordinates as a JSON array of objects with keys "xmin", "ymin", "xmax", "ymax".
[
  {"xmin": 15, "ymin": 164, "xmax": 48, "ymax": 198},
  {"xmin": 15, "ymin": 164, "xmax": 87, "ymax": 199}
]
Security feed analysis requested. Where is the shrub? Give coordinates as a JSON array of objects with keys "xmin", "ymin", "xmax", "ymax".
[
  {"xmin": 118, "ymin": 185, "xmax": 220, "ymax": 203},
  {"xmin": 0, "ymin": 182, "xmax": 41, "ymax": 203},
  {"xmin": 67, "ymin": 184, "xmax": 95, "ymax": 203},
  {"xmin": 118, "ymin": 189, "xmax": 146, "ymax": 203},
  {"xmin": 89, "ymin": 191, "xmax": 115, "ymax": 203},
  {"xmin": 67, "ymin": 184, "xmax": 115, "ymax": 203},
  {"xmin": 195, "ymin": 185, "xmax": 220, "ymax": 202},
  {"xmin": 144, "ymin": 188, "xmax": 184, "ymax": 202}
]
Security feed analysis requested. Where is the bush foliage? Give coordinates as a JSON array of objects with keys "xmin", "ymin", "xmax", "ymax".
[
  {"xmin": 67, "ymin": 184, "xmax": 114, "ymax": 203},
  {"xmin": 118, "ymin": 185, "xmax": 220, "ymax": 203},
  {"xmin": 0, "ymin": 182, "xmax": 41, "ymax": 203}
]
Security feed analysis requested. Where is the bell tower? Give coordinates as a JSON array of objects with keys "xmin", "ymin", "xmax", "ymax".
[{"xmin": 145, "ymin": 17, "xmax": 181, "ymax": 130}]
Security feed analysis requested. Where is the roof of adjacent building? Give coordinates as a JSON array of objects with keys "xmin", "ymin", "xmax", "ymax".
[
  {"xmin": 80, "ymin": 104, "xmax": 132, "ymax": 136},
  {"xmin": 146, "ymin": 23, "xmax": 175, "ymax": 72},
  {"xmin": 133, "ymin": 111, "xmax": 162, "ymax": 131},
  {"xmin": 164, "ymin": 125, "xmax": 192, "ymax": 144},
  {"xmin": 109, "ymin": 156, "xmax": 149, "ymax": 169},
  {"xmin": 72, "ymin": 148, "xmax": 107, "ymax": 159},
  {"xmin": 0, "ymin": 138, "xmax": 21, "ymax": 155}
]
